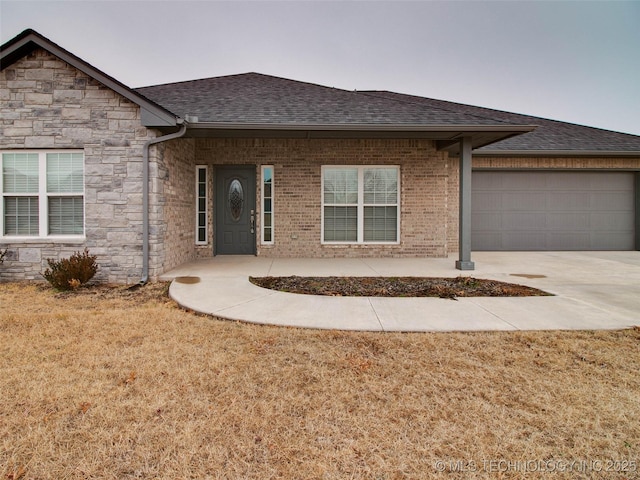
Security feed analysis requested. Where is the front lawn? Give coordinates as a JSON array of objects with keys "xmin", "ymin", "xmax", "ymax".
[{"xmin": 1, "ymin": 282, "xmax": 638, "ymax": 479}]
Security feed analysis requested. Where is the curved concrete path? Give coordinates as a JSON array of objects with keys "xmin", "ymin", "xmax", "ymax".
[{"xmin": 160, "ymin": 252, "xmax": 640, "ymax": 332}]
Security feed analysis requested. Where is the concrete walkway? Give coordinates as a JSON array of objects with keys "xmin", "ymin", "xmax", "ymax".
[{"xmin": 160, "ymin": 252, "xmax": 640, "ymax": 332}]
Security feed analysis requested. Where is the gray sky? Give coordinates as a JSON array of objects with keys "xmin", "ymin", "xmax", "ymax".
[{"xmin": 2, "ymin": 0, "xmax": 639, "ymax": 135}]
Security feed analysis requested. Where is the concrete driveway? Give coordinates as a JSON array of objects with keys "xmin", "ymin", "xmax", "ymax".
[{"xmin": 161, "ymin": 251, "xmax": 640, "ymax": 332}]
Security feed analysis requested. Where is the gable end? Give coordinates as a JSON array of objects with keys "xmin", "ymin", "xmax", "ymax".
[{"xmin": 1, "ymin": 29, "xmax": 177, "ymax": 127}]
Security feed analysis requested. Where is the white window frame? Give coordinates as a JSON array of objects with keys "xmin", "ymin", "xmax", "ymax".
[
  {"xmin": 0, "ymin": 150, "xmax": 85, "ymax": 240},
  {"xmin": 321, "ymin": 165, "xmax": 400, "ymax": 245},
  {"xmin": 195, "ymin": 165, "xmax": 208, "ymax": 245},
  {"xmin": 261, "ymin": 165, "xmax": 274, "ymax": 245}
]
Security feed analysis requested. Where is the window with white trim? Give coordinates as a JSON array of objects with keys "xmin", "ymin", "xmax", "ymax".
[
  {"xmin": 1, "ymin": 151, "xmax": 84, "ymax": 237},
  {"xmin": 322, "ymin": 166, "xmax": 399, "ymax": 244},
  {"xmin": 261, "ymin": 166, "xmax": 274, "ymax": 244},
  {"xmin": 195, "ymin": 165, "xmax": 208, "ymax": 244}
]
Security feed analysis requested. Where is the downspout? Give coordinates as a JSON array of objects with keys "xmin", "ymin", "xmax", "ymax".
[{"xmin": 140, "ymin": 122, "xmax": 187, "ymax": 284}]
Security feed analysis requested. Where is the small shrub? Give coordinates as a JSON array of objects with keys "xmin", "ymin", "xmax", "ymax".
[
  {"xmin": 43, "ymin": 248, "xmax": 98, "ymax": 291},
  {"xmin": 0, "ymin": 248, "xmax": 7, "ymax": 264}
]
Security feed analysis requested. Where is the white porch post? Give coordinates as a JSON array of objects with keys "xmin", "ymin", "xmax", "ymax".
[{"xmin": 456, "ymin": 136, "xmax": 475, "ymax": 270}]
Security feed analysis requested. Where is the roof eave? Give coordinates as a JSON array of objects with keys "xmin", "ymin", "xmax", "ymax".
[
  {"xmin": 175, "ymin": 122, "xmax": 536, "ymax": 147},
  {"xmin": 183, "ymin": 121, "xmax": 537, "ymax": 132},
  {"xmin": 173, "ymin": 122, "xmax": 536, "ymax": 149},
  {"xmin": 1, "ymin": 29, "xmax": 178, "ymax": 128}
]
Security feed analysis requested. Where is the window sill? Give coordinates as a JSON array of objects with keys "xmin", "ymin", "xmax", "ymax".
[
  {"xmin": 322, "ymin": 242, "xmax": 401, "ymax": 247},
  {"xmin": 0, "ymin": 236, "xmax": 86, "ymax": 244}
]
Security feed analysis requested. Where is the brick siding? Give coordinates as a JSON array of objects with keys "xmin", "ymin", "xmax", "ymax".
[
  {"xmin": 191, "ymin": 138, "xmax": 455, "ymax": 258},
  {"xmin": 151, "ymin": 138, "xmax": 197, "ymax": 276},
  {"xmin": 473, "ymin": 156, "xmax": 640, "ymax": 170}
]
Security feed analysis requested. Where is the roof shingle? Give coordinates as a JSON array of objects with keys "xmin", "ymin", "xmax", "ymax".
[
  {"xmin": 363, "ymin": 91, "xmax": 640, "ymax": 153},
  {"xmin": 136, "ymin": 73, "xmax": 640, "ymax": 152},
  {"xmin": 136, "ymin": 73, "xmax": 523, "ymax": 127}
]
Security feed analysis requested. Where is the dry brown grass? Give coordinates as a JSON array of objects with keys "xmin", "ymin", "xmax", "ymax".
[{"xmin": 1, "ymin": 282, "xmax": 639, "ymax": 479}]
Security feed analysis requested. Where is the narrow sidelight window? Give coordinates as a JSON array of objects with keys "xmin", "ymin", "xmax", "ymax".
[
  {"xmin": 261, "ymin": 166, "xmax": 274, "ymax": 244},
  {"xmin": 195, "ymin": 166, "xmax": 207, "ymax": 244}
]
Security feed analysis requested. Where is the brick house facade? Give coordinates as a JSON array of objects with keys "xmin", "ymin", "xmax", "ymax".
[{"xmin": 2, "ymin": 30, "xmax": 639, "ymax": 283}]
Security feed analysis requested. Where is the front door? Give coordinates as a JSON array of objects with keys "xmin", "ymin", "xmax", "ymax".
[{"xmin": 215, "ymin": 166, "xmax": 256, "ymax": 254}]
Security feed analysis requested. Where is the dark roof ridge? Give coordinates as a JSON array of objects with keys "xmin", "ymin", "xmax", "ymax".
[{"xmin": 137, "ymin": 72, "xmax": 352, "ymax": 93}]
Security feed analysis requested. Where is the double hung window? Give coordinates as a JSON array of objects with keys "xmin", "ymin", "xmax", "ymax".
[
  {"xmin": 1, "ymin": 151, "xmax": 84, "ymax": 237},
  {"xmin": 322, "ymin": 166, "xmax": 399, "ymax": 244}
]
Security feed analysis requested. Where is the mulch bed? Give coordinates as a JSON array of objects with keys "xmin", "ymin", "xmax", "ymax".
[{"xmin": 250, "ymin": 276, "xmax": 552, "ymax": 299}]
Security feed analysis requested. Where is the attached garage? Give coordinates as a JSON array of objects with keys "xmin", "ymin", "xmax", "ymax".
[{"xmin": 472, "ymin": 171, "xmax": 637, "ymax": 251}]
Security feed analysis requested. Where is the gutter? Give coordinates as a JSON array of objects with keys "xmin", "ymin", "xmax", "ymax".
[
  {"xmin": 140, "ymin": 122, "xmax": 187, "ymax": 284},
  {"xmin": 183, "ymin": 121, "xmax": 537, "ymax": 133}
]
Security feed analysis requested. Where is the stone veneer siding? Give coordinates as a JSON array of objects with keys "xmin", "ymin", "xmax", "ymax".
[
  {"xmin": 0, "ymin": 48, "xmax": 158, "ymax": 283},
  {"xmin": 191, "ymin": 138, "xmax": 455, "ymax": 258}
]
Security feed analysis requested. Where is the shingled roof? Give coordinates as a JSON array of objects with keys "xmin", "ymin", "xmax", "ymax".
[
  {"xmin": 136, "ymin": 73, "xmax": 523, "ymax": 127},
  {"xmin": 362, "ymin": 91, "xmax": 640, "ymax": 154},
  {"xmin": 136, "ymin": 73, "xmax": 640, "ymax": 154}
]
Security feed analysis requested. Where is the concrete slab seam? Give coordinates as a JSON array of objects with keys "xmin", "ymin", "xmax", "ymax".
[
  {"xmin": 367, "ymin": 297, "xmax": 386, "ymax": 332},
  {"xmin": 361, "ymin": 259, "xmax": 383, "ymax": 276},
  {"xmin": 214, "ymin": 290, "xmax": 278, "ymax": 315},
  {"xmin": 266, "ymin": 258, "xmax": 275, "ymax": 276},
  {"xmin": 467, "ymin": 298, "xmax": 521, "ymax": 331}
]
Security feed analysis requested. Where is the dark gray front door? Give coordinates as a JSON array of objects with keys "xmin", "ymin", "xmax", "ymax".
[{"xmin": 215, "ymin": 166, "xmax": 256, "ymax": 255}]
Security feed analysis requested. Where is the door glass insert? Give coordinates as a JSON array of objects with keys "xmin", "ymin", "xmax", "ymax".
[{"xmin": 228, "ymin": 179, "xmax": 244, "ymax": 221}]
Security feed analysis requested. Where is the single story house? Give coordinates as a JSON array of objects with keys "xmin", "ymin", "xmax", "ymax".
[{"xmin": 1, "ymin": 29, "xmax": 639, "ymax": 283}]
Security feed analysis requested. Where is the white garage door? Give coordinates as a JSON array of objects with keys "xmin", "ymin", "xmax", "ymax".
[{"xmin": 472, "ymin": 171, "xmax": 636, "ymax": 251}]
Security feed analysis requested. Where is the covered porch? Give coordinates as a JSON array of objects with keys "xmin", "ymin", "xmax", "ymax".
[{"xmin": 152, "ymin": 131, "xmax": 527, "ymax": 281}]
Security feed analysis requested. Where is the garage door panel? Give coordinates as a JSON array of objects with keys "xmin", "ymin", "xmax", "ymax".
[
  {"xmin": 547, "ymin": 233, "xmax": 590, "ymax": 250},
  {"xmin": 472, "ymin": 212, "xmax": 501, "ymax": 229},
  {"xmin": 502, "ymin": 192, "xmax": 547, "ymax": 210},
  {"xmin": 473, "ymin": 232, "xmax": 502, "ymax": 249},
  {"xmin": 590, "ymin": 212, "xmax": 635, "ymax": 231},
  {"xmin": 502, "ymin": 232, "xmax": 547, "ymax": 250},
  {"xmin": 510, "ymin": 172, "xmax": 549, "ymax": 189},
  {"xmin": 547, "ymin": 213, "xmax": 590, "ymax": 229},
  {"xmin": 548, "ymin": 192, "xmax": 591, "ymax": 208},
  {"xmin": 473, "ymin": 192, "xmax": 504, "ymax": 210},
  {"xmin": 589, "ymin": 192, "xmax": 634, "ymax": 210},
  {"xmin": 502, "ymin": 212, "xmax": 548, "ymax": 229},
  {"xmin": 591, "ymin": 232, "xmax": 635, "ymax": 250},
  {"xmin": 472, "ymin": 171, "xmax": 635, "ymax": 251},
  {"xmin": 547, "ymin": 174, "xmax": 579, "ymax": 189}
]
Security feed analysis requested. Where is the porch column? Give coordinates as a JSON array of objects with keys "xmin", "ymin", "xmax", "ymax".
[{"xmin": 456, "ymin": 136, "xmax": 475, "ymax": 270}]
